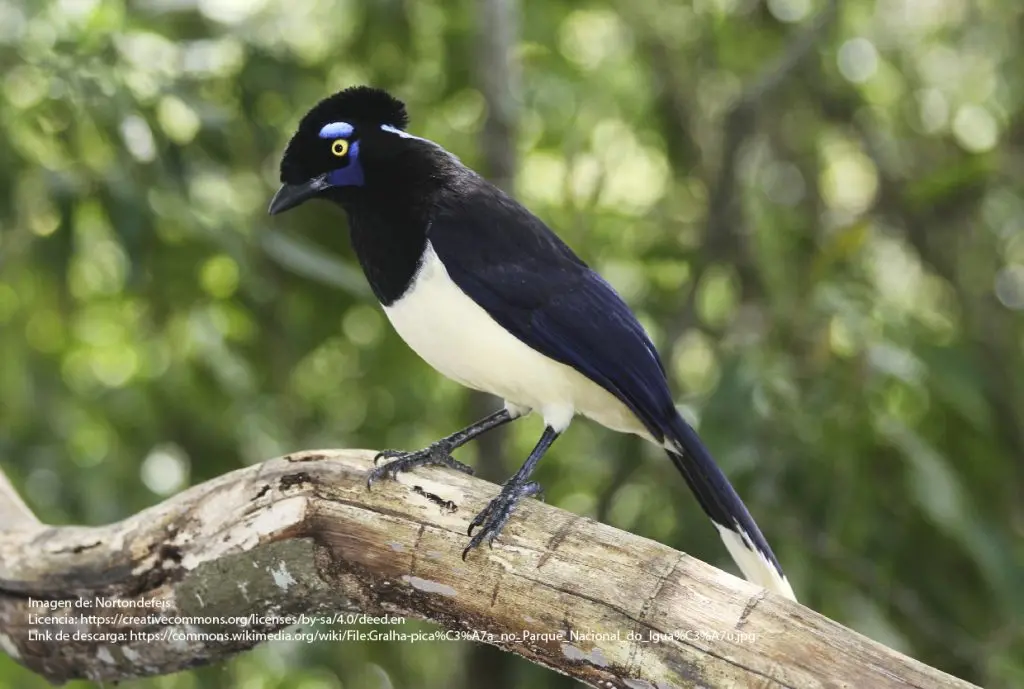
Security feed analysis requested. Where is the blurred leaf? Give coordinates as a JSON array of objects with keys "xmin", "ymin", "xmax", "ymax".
[{"xmin": 811, "ymin": 218, "xmax": 870, "ymax": 283}]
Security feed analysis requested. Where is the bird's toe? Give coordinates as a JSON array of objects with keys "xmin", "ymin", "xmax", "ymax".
[
  {"xmin": 373, "ymin": 449, "xmax": 405, "ymax": 465},
  {"xmin": 462, "ymin": 480, "xmax": 542, "ymax": 557},
  {"xmin": 365, "ymin": 440, "xmax": 470, "ymax": 489}
]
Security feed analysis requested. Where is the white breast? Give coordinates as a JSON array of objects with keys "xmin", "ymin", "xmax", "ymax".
[{"xmin": 382, "ymin": 242, "xmax": 648, "ymax": 437}]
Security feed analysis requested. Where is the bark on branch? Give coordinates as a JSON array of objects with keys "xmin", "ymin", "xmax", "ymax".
[{"xmin": 0, "ymin": 451, "xmax": 976, "ymax": 688}]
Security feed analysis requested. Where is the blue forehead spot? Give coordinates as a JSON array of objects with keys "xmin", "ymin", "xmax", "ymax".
[{"xmin": 319, "ymin": 121, "xmax": 354, "ymax": 138}]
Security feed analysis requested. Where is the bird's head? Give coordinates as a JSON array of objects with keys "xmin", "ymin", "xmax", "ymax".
[{"xmin": 268, "ymin": 86, "xmax": 433, "ymax": 215}]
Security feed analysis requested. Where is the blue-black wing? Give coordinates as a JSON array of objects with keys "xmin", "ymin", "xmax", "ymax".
[{"xmin": 429, "ymin": 179, "xmax": 676, "ymax": 441}]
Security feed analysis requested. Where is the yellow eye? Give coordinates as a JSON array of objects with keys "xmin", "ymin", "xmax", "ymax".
[{"xmin": 331, "ymin": 139, "xmax": 349, "ymax": 157}]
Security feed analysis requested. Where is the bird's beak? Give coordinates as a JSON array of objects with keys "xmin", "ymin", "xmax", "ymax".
[{"xmin": 268, "ymin": 174, "xmax": 330, "ymax": 215}]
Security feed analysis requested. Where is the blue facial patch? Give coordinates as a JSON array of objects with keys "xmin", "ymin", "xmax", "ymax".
[
  {"xmin": 319, "ymin": 121, "xmax": 354, "ymax": 138},
  {"xmin": 326, "ymin": 141, "xmax": 364, "ymax": 187}
]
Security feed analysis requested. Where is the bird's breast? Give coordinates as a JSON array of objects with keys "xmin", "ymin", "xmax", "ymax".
[{"xmin": 381, "ymin": 242, "xmax": 646, "ymax": 436}]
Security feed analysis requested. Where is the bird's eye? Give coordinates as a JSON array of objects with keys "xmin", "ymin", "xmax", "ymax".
[{"xmin": 331, "ymin": 139, "xmax": 350, "ymax": 157}]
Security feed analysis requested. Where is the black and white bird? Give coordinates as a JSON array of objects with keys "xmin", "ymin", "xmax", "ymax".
[{"xmin": 269, "ymin": 86, "xmax": 796, "ymax": 601}]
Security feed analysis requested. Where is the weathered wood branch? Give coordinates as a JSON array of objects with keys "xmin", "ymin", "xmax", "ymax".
[{"xmin": 0, "ymin": 451, "xmax": 977, "ymax": 688}]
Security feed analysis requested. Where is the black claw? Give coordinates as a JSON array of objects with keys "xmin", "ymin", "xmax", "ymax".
[
  {"xmin": 466, "ymin": 505, "xmax": 491, "ymax": 537},
  {"xmin": 461, "ymin": 480, "xmax": 542, "ymax": 559}
]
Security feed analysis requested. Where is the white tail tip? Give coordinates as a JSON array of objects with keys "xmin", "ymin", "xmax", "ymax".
[{"xmin": 715, "ymin": 524, "xmax": 797, "ymax": 602}]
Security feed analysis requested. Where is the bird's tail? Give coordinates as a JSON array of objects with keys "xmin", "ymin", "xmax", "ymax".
[{"xmin": 665, "ymin": 416, "xmax": 796, "ymax": 601}]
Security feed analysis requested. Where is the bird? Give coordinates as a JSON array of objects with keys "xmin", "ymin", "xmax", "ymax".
[{"xmin": 268, "ymin": 85, "xmax": 796, "ymax": 601}]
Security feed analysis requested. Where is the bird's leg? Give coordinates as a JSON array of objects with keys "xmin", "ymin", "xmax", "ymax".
[
  {"xmin": 366, "ymin": 408, "xmax": 515, "ymax": 488},
  {"xmin": 462, "ymin": 426, "xmax": 560, "ymax": 558}
]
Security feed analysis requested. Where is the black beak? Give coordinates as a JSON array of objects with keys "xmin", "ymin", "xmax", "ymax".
[{"xmin": 268, "ymin": 174, "xmax": 330, "ymax": 215}]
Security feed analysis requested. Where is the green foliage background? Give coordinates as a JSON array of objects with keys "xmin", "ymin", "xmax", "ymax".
[{"xmin": 1, "ymin": 0, "xmax": 1022, "ymax": 686}]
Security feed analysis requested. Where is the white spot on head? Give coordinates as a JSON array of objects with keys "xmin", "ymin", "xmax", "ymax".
[
  {"xmin": 379, "ymin": 124, "xmax": 461, "ymax": 162},
  {"xmin": 270, "ymin": 561, "xmax": 297, "ymax": 591},
  {"xmin": 400, "ymin": 575, "xmax": 457, "ymax": 597},
  {"xmin": 380, "ymin": 124, "xmax": 427, "ymax": 141}
]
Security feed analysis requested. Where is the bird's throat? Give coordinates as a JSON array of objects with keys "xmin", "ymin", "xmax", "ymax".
[{"xmin": 342, "ymin": 199, "xmax": 430, "ymax": 306}]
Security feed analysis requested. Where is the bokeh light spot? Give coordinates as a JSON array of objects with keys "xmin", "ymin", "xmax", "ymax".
[
  {"xmin": 952, "ymin": 104, "xmax": 998, "ymax": 153},
  {"xmin": 141, "ymin": 444, "xmax": 190, "ymax": 496},
  {"xmin": 838, "ymin": 38, "xmax": 879, "ymax": 84}
]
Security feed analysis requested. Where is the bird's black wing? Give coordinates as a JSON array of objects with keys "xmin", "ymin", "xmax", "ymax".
[{"xmin": 429, "ymin": 180, "xmax": 676, "ymax": 440}]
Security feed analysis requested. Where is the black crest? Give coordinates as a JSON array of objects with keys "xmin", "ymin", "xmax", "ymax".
[
  {"xmin": 299, "ymin": 86, "xmax": 409, "ymax": 132},
  {"xmin": 280, "ymin": 86, "xmax": 410, "ymax": 183}
]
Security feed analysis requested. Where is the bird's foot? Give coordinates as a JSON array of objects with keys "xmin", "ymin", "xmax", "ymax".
[
  {"xmin": 366, "ymin": 441, "xmax": 473, "ymax": 489},
  {"xmin": 462, "ymin": 480, "xmax": 542, "ymax": 559}
]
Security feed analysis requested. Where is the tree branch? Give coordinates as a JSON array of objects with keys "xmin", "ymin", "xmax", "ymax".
[{"xmin": 0, "ymin": 452, "xmax": 976, "ymax": 688}]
